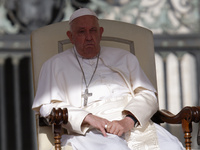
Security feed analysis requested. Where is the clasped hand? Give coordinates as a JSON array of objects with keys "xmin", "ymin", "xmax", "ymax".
[{"xmin": 83, "ymin": 114, "xmax": 135, "ymax": 137}]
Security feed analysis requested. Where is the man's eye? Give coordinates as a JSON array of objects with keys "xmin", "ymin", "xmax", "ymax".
[
  {"xmin": 91, "ymin": 29, "xmax": 97, "ymax": 32},
  {"xmin": 78, "ymin": 30, "xmax": 85, "ymax": 34}
]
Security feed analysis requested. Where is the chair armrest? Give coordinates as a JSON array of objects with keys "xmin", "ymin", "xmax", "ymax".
[
  {"xmin": 39, "ymin": 108, "xmax": 68, "ymax": 150},
  {"xmin": 151, "ymin": 106, "xmax": 200, "ymax": 149},
  {"xmin": 152, "ymin": 106, "xmax": 200, "ymax": 124},
  {"xmin": 48, "ymin": 108, "xmax": 68, "ymax": 125},
  {"xmin": 39, "ymin": 108, "xmax": 68, "ymax": 126}
]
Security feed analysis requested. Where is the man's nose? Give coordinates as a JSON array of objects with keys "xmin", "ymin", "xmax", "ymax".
[{"xmin": 85, "ymin": 31, "xmax": 92, "ymax": 40}]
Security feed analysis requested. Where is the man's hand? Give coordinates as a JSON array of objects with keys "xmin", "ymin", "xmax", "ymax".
[
  {"xmin": 106, "ymin": 117, "xmax": 135, "ymax": 137},
  {"xmin": 83, "ymin": 114, "xmax": 110, "ymax": 137}
]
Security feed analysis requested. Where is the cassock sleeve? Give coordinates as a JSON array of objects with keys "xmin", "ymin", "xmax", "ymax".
[
  {"xmin": 32, "ymin": 59, "xmax": 91, "ymax": 135},
  {"xmin": 32, "ymin": 60, "xmax": 64, "ymax": 111},
  {"xmin": 123, "ymin": 54, "xmax": 159, "ymax": 128},
  {"xmin": 123, "ymin": 89, "xmax": 158, "ymax": 128}
]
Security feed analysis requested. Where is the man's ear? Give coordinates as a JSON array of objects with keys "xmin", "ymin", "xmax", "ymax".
[
  {"xmin": 66, "ymin": 31, "xmax": 74, "ymax": 44},
  {"xmin": 99, "ymin": 27, "xmax": 104, "ymax": 38},
  {"xmin": 100, "ymin": 27, "xmax": 104, "ymax": 34}
]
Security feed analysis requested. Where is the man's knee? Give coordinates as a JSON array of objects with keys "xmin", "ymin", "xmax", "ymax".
[
  {"xmin": 159, "ymin": 141, "xmax": 184, "ymax": 150},
  {"xmin": 104, "ymin": 143, "xmax": 130, "ymax": 150},
  {"xmin": 104, "ymin": 137, "xmax": 130, "ymax": 150}
]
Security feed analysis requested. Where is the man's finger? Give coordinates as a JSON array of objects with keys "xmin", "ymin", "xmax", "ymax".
[
  {"xmin": 118, "ymin": 131, "xmax": 124, "ymax": 137},
  {"xmin": 100, "ymin": 127, "xmax": 107, "ymax": 137},
  {"xmin": 106, "ymin": 123, "xmax": 112, "ymax": 132}
]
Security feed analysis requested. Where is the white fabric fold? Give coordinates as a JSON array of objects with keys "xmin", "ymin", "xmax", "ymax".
[{"xmin": 33, "ymin": 46, "xmax": 158, "ymax": 136}]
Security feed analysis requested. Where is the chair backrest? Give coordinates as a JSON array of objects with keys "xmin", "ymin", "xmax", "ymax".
[
  {"xmin": 30, "ymin": 19, "xmax": 157, "ymax": 149},
  {"xmin": 31, "ymin": 19, "xmax": 157, "ymax": 94}
]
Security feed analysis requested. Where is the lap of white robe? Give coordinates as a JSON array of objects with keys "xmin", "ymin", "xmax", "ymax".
[{"xmin": 61, "ymin": 123, "xmax": 185, "ymax": 150}]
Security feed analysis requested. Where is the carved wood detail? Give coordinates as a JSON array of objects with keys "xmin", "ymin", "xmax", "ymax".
[
  {"xmin": 48, "ymin": 108, "xmax": 68, "ymax": 150},
  {"xmin": 152, "ymin": 106, "xmax": 200, "ymax": 150}
]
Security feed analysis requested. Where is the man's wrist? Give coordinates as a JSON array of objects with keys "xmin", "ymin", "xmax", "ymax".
[
  {"xmin": 126, "ymin": 115, "xmax": 138, "ymax": 127},
  {"xmin": 82, "ymin": 113, "xmax": 92, "ymax": 125}
]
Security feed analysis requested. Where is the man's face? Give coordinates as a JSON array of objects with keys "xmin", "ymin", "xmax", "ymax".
[{"xmin": 67, "ymin": 15, "xmax": 104, "ymax": 59}]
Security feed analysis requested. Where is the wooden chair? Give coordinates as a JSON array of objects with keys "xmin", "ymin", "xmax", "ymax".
[{"xmin": 31, "ymin": 19, "xmax": 200, "ymax": 150}]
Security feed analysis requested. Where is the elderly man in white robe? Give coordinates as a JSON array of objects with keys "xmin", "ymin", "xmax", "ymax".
[{"xmin": 32, "ymin": 8, "xmax": 185, "ymax": 150}]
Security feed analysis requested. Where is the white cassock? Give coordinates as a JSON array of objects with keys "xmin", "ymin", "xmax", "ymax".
[{"xmin": 32, "ymin": 47, "xmax": 185, "ymax": 150}]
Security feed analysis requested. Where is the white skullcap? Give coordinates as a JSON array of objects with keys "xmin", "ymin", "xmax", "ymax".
[{"xmin": 69, "ymin": 8, "xmax": 98, "ymax": 23}]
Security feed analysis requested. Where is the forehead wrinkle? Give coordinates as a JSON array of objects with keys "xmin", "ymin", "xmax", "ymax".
[{"xmin": 70, "ymin": 16, "xmax": 99, "ymax": 31}]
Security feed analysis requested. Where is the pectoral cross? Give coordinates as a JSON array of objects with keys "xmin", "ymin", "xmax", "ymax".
[{"xmin": 82, "ymin": 88, "xmax": 92, "ymax": 106}]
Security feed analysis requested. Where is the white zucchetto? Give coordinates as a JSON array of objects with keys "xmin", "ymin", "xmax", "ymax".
[{"xmin": 69, "ymin": 8, "xmax": 98, "ymax": 23}]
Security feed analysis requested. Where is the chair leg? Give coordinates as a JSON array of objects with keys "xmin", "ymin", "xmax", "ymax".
[
  {"xmin": 54, "ymin": 124, "xmax": 62, "ymax": 150},
  {"xmin": 182, "ymin": 119, "xmax": 192, "ymax": 150},
  {"xmin": 198, "ymin": 122, "xmax": 200, "ymax": 145}
]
